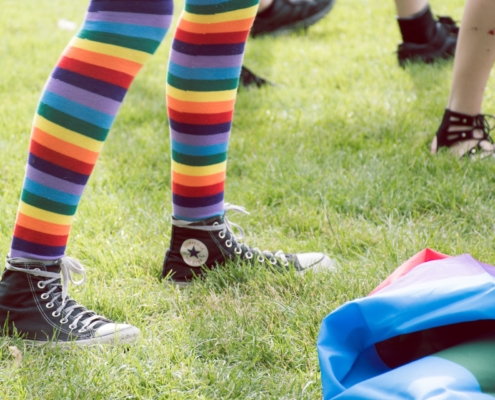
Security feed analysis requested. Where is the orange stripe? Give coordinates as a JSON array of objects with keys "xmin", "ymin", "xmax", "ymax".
[
  {"xmin": 172, "ymin": 171, "xmax": 225, "ymax": 187},
  {"xmin": 16, "ymin": 213, "xmax": 71, "ymax": 236},
  {"xmin": 167, "ymin": 96, "xmax": 236, "ymax": 114},
  {"xmin": 178, "ymin": 17, "xmax": 255, "ymax": 34},
  {"xmin": 31, "ymin": 127, "xmax": 100, "ymax": 165},
  {"xmin": 64, "ymin": 46, "xmax": 143, "ymax": 76}
]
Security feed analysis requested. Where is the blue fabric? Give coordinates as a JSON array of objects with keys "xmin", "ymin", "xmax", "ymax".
[
  {"xmin": 82, "ymin": 20, "xmax": 168, "ymax": 41},
  {"xmin": 334, "ymin": 356, "xmax": 490, "ymax": 400},
  {"xmin": 168, "ymin": 62, "xmax": 241, "ymax": 80},
  {"xmin": 41, "ymin": 91, "xmax": 114, "ymax": 129},
  {"xmin": 23, "ymin": 178, "xmax": 81, "ymax": 205},
  {"xmin": 317, "ymin": 254, "xmax": 495, "ymax": 399},
  {"xmin": 171, "ymin": 140, "xmax": 229, "ymax": 156}
]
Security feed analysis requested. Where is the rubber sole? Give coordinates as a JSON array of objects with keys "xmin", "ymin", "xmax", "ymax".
[{"xmin": 26, "ymin": 325, "xmax": 141, "ymax": 347}]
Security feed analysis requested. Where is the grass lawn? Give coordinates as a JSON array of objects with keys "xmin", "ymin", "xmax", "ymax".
[{"xmin": 0, "ymin": 0, "xmax": 493, "ymax": 398}]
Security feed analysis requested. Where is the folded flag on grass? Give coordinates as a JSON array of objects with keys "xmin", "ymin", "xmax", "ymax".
[{"xmin": 317, "ymin": 249, "xmax": 495, "ymax": 399}]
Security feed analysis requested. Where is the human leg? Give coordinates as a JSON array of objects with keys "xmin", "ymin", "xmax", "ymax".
[
  {"xmin": 431, "ymin": 0, "xmax": 495, "ymax": 157},
  {"xmin": 0, "ymin": 0, "xmax": 171, "ymax": 345},
  {"xmin": 162, "ymin": 0, "xmax": 335, "ymax": 285},
  {"xmin": 446, "ymin": 0, "xmax": 495, "ymax": 115},
  {"xmin": 395, "ymin": 0, "xmax": 428, "ymax": 18},
  {"xmin": 395, "ymin": 0, "xmax": 458, "ymax": 66}
]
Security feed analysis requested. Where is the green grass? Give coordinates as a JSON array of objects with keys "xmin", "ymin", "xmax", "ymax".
[{"xmin": 0, "ymin": 0, "xmax": 493, "ymax": 398}]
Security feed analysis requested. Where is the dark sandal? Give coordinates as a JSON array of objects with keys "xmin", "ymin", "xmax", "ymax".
[{"xmin": 435, "ymin": 109, "xmax": 495, "ymax": 157}]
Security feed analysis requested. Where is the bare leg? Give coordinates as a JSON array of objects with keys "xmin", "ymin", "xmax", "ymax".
[
  {"xmin": 259, "ymin": 0, "xmax": 273, "ymax": 12},
  {"xmin": 448, "ymin": 0, "xmax": 495, "ymax": 114},
  {"xmin": 431, "ymin": 0, "xmax": 495, "ymax": 155},
  {"xmin": 394, "ymin": 0, "xmax": 428, "ymax": 18}
]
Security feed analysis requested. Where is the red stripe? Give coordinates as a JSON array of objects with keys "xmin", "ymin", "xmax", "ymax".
[
  {"xmin": 168, "ymin": 109, "xmax": 233, "ymax": 125},
  {"xmin": 30, "ymin": 140, "xmax": 95, "ymax": 175},
  {"xmin": 174, "ymin": 28, "xmax": 249, "ymax": 45},
  {"xmin": 58, "ymin": 56, "xmax": 133, "ymax": 88},
  {"xmin": 14, "ymin": 225, "xmax": 68, "ymax": 246},
  {"xmin": 173, "ymin": 181, "xmax": 224, "ymax": 197}
]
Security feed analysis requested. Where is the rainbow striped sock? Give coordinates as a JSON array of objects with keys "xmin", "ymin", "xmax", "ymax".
[
  {"xmin": 168, "ymin": 0, "xmax": 259, "ymax": 221},
  {"xmin": 10, "ymin": 0, "xmax": 172, "ymax": 260}
]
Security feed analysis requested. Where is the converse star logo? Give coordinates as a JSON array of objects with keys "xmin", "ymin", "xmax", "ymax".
[
  {"xmin": 188, "ymin": 247, "xmax": 201, "ymax": 258},
  {"xmin": 180, "ymin": 239, "xmax": 208, "ymax": 267}
]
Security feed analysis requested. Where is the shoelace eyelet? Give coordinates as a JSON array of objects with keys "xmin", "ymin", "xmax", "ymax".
[
  {"xmin": 257, "ymin": 255, "xmax": 265, "ymax": 263},
  {"xmin": 225, "ymin": 240, "xmax": 232, "ymax": 248},
  {"xmin": 246, "ymin": 252, "xmax": 253, "ymax": 259},
  {"xmin": 269, "ymin": 257, "xmax": 277, "ymax": 265},
  {"xmin": 40, "ymin": 293, "xmax": 49, "ymax": 300},
  {"xmin": 78, "ymin": 327, "xmax": 88, "ymax": 333},
  {"xmin": 235, "ymin": 247, "xmax": 242, "ymax": 255},
  {"xmin": 52, "ymin": 311, "xmax": 61, "ymax": 318},
  {"xmin": 46, "ymin": 302, "xmax": 54, "ymax": 309},
  {"xmin": 219, "ymin": 231, "xmax": 226, "ymax": 239},
  {"xmin": 60, "ymin": 318, "xmax": 68, "ymax": 324},
  {"xmin": 69, "ymin": 323, "xmax": 77, "ymax": 330},
  {"xmin": 37, "ymin": 281, "xmax": 46, "ymax": 289}
]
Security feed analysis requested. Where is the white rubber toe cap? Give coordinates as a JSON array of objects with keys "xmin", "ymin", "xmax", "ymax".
[
  {"xmin": 94, "ymin": 323, "xmax": 141, "ymax": 344},
  {"xmin": 295, "ymin": 252, "xmax": 337, "ymax": 274}
]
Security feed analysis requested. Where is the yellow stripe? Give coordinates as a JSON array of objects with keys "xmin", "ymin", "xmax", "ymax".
[
  {"xmin": 166, "ymin": 84, "xmax": 236, "ymax": 102},
  {"xmin": 34, "ymin": 115, "xmax": 104, "ymax": 153},
  {"xmin": 172, "ymin": 160, "xmax": 226, "ymax": 176},
  {"xmin": 70, "ymin": 37, "xmax": 149, "ymax": 65},
  {"xmin": 182, "ymin": 5, "xmax": 258, "ymax": 23},
  {"xmin": 19, "ymin": 202, "xmax": 75, "ymax": 226}
]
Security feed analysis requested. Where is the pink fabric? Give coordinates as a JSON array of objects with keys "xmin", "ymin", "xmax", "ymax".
[{"xmin": 369, "ymin": 248, "xmax": 450, "ymax": 296}]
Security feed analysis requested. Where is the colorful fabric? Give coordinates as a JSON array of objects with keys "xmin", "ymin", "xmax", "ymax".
[
  {"xmin": 317, "ymin": 249, "xmax": 495, "ymax": 399},
  {"xmin": 167, "ymin": 0, "xmax": 259, "ymax": 221},
  {"xmin": 10, "ymin": 0, "xmax": 171, "ymax": 260}
]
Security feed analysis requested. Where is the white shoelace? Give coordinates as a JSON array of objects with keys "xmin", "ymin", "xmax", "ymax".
[
  {"xmin": 6, "ymin": 256, "xmax": 108, "ymax": 332},
  {"xmin": 171, "ymin": 203, "xmax": 289, "ymax": 266}
]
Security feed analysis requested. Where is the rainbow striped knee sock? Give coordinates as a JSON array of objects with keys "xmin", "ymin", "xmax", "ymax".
[
  {"xmin": 10, "ymin": 0, "xmax": 172, "ymax": 260},
  {"xmin": 167, "ymin": 0, "xmax": 259, "ymax": 221}
]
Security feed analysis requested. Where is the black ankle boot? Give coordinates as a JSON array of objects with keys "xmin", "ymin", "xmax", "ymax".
[
  {"xmin": 435, "ymin": 109, "xmax": 494, "ymax": 156},
  {"xmin": 161, "ymin": 204, "xmax": 336, "ymax": 285},
  {"xmin": 397, "ymin": 7, "xmax": 458, "ymax": 66},
  {"xmin": 0, "ymin": 257, "xmax": 140, "ymax": 345}
]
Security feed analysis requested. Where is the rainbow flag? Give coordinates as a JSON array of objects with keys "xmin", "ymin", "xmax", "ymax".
[{"xmin": 317, "ymin": 249, "xmax": 495, "ymax": 399}]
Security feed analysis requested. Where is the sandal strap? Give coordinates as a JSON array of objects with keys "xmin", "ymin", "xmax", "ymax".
[{"xmin": 436, "ymin": 109, "xmax": 494, "ymax": 150}]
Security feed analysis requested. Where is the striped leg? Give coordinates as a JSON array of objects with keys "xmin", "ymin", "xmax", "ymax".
[
  {"xmin": 167, "ymin": 0, "xmax": 259, "ymax": 221},
  {"xmin": 10, "ymin": 0, "xmax": 172, "ymax": 260}
]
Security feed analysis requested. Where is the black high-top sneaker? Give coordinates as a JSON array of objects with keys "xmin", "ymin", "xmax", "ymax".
[
  {"xmin": 0, "ymin": 257, "xmax": 140, "ymax": 346},
  {"xmin": 161, "ymin": 204, "xmax": 336, "ymax": 286}
]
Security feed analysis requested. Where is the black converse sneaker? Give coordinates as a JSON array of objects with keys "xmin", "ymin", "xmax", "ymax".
[
  {"xmin": 0, "ymin": 257, "xmax": 140, "ymax": 346},
  {"xmin": 161, "ymin": 204, "xmax": 336, "ymax": 286}
]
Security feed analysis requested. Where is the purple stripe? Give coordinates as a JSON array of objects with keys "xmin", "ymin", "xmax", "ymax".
[
  {"xmin": 85, "ymin": 11, "xmax": 172, "ymax": 28},
  {"xmin": 9, "ymin": 248, "xmax": 61, "ymax": 261},
  {"xmin": 170, "ymin": 51, "xmax": 244, "ymax": 68},
  {"xmin": 26, "ymin": 167, "xmax": 86, "ymax": 196},
  {"xmin": 173, "ymin": 203, "xmax": 224, "ymax": 221},
  {"xmin": 45, "ymin": 79, "xmax": 120, "ymax": 116},
  {"xmin": 171, "ymin": 130, "xmax": 230, "ymax": 146}
]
